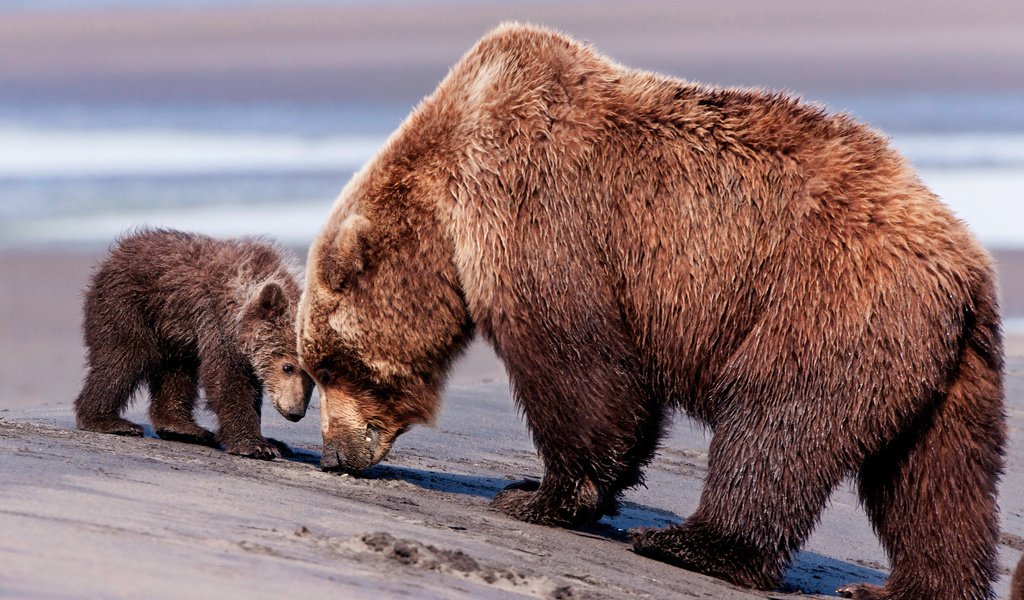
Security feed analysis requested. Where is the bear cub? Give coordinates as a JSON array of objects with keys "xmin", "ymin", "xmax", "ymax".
[{"xmin": 75, "ymin": 229, "xmax": 313, "ymax": 459}]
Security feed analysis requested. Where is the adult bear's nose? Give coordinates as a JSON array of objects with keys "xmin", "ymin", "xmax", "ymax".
[
  {"xmin": 320, "ymin": 428, "xmax": 376, "ymax": 474},
  {"xmin": 320, "ymin": 436, "xmax": 346, "ymax": 471}
]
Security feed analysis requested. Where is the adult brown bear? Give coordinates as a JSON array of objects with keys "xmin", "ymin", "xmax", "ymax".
[{"xmin": 297, "ymin": 24, "xmax": 1005, "ymax": 598}]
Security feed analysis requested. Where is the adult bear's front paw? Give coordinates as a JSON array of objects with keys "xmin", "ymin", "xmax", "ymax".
[
  {"xmin": 223, "ymin": 436, "xmax": 281, "ymax": 460},
  {"xmin": 491, "ymin": 479, "xmax": 601, "ymax": 527},
  {"xmin": 491, "ymin": 480, "xmax": 551, "ymax": 524}
]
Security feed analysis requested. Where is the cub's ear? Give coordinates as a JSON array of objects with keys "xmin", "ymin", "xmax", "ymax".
[
  {"xmin": 318, "ymin": 213, "xmax": 373, "ymax": 292},
  {"xmin": 247, "ymin": 282, "xmax": 288, "ymax": 320}
]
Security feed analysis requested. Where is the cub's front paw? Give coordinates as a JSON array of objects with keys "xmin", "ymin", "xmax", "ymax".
[
  {"xmin": 223, "ymin": 437, "xmax": 281, "ymax": 460},
  {"xmin": 836, "ymin": 584, "xmax": 889, "ymax": 599}
]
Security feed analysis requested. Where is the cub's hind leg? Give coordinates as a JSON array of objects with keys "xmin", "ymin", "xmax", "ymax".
[
  {"xmin": 75, "ymin": 360, "xmax": 146, "ymax": 437},
  {"xmin": 74, "ymin": 323, "xmax": 153, "ymax": 437}
]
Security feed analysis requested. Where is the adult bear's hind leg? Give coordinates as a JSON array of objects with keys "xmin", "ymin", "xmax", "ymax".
[{"xmin": 632, "ymin": 410, "xmax": 849, "ymax": 590}]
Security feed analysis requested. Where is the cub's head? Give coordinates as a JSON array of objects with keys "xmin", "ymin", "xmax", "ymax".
[
  {"xmin": 242, "ymin": 281, "xmax": 314, "ymax": 422},
  {"xmin": 298, "ymin": 168, "xmax": 471, "ymax": 475}
]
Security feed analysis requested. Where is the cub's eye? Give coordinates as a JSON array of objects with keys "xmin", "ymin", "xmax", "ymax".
[
  {"xmin": 316, "ymin": 369, "xmax": 331, "ymax": 386},
  {"xmin": 282, "ymin": 363, "xmax": 295, "ymax": 374}
]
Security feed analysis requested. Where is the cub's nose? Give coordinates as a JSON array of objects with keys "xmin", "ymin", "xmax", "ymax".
[{"xmin": 272, "ymin": 396, "xmax": 308, "ymax": 422}]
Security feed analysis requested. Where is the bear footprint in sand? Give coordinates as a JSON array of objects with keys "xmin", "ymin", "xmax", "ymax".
[{"xmin": 355, "ymin": 531, "xmax": 577, "ymax": 599}]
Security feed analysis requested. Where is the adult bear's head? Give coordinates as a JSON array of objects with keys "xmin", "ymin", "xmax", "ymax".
[
  {"xmin": 297, "ymin": 138, "xmax": 473, "ymax": 474},
  {"xmin": 297, "ymin": 22, "xmax": 600, "ymax": 473}
]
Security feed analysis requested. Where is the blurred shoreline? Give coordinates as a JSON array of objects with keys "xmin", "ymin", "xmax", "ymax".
[
  {"xmin": 3, "ymin": 244, "xmax": 1023, "ymax": 415},
  {"xmin": 1, "ymin": 1, "xmax": 1022, "ymax": 105},
  {"xmin": 2, "ymin": 1, "xmax": 1021, "ymax": 252}
]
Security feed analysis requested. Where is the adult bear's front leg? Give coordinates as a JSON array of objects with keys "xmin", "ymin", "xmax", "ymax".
[{"xmin": 486, "ymin": 315, "xmax": 665, "ymax": 528}]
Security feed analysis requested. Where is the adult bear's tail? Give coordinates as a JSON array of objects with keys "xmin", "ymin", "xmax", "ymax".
[{"xmin": 1012, "ymin": 555, "xmax": 1024, "ymax": 600}]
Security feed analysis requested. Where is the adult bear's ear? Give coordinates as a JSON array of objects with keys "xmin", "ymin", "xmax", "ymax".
[
  {"xmin": 247, "ymin": 281, "xmax": 287, "ymax": 320},
  {"xmin": 319, "ymin": 213, "xmax": 373, "ymax": 292}
]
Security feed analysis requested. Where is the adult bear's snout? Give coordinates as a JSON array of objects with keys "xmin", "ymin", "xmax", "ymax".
[
  {"xmin": 319, "ymin": 446, "xmax": 344, "ymax": 471},
  {"xmin": 320, "ymin": 426, "xmax": 378, "ymax": 474}
]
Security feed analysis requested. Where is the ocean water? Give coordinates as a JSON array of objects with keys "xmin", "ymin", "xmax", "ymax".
[{"xmin": 1, "ymin": 97, "xmax": 1021, "ymax": 249}]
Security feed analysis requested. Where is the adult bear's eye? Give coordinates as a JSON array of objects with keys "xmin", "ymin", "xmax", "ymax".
[
  {"xmin": 282, "ymin": 363, "xmax": 295, "ymax": 374},
  {"xmin": 316, "ymin": 369, "xmax": 331, "ymax": 386}
]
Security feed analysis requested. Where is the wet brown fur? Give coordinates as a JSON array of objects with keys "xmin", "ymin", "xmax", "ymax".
[
  {"xmin": 76, "ymin": 229, "xmax": 313, "ymax": 459},
  {"xmin": 298, "ymin": 24, "xmax": 1006, "ymax": 597},
  {"xmin": 1012, "ymin": 556, "xmax": 1024, "ymax": 600}
]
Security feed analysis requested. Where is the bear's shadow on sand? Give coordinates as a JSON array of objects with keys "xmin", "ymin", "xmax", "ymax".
[
  {"xmin": 125, "ymin": 429, "xmax": 890, "ymax": 598},
  {"xmin": 285, "ymin": 450, "xmax": 889, "ymax": 596}
]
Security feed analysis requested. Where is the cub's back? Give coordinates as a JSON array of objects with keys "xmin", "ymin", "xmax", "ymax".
[{"xmin": 85, "ymin": 230, "xmax": 295, "ymax": 348}]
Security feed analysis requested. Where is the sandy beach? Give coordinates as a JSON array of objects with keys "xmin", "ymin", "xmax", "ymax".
[
  {"xmin": 2, "ymin": 246, "xmax": 1023, "ymax": 599},
  {"xmin": 2, "ymin": 1, "xmax": 1023, "ymax": 597}
]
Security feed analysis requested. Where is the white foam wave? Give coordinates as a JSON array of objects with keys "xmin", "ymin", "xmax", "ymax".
[
  {"xmin": 3, "ymin": 168, "xmax": 1019, "ymax": 249},
  {"xmin": 1, "ymin": 128, "xmax": 1023, "ymax": 179},
  {"xmin": 0, "ymin": 126, "xmax": 1019, "ymax": 249},
  {"xmin": 0, "ymin": 199, "xmax": 334, "ymax": 247},
  {"xmin": 0, "ymin": 128, "xmax": 385, "ymax": 178},
  {"xmin": 919, "ymin": 168, "xmax": 1023, "ymax": 249},
  {"xmin": 891, "ymin": 133, "xmax": 1024, "ymax": 168}
]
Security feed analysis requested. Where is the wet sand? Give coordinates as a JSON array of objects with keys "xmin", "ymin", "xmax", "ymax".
[{"xmin": 1, "ymin": 245, "xmax": 1023, "ymax": 598}]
